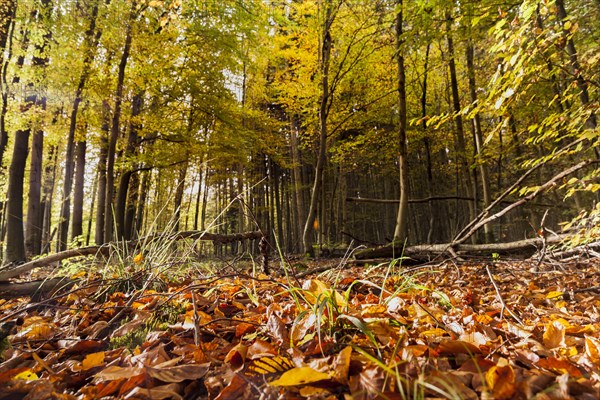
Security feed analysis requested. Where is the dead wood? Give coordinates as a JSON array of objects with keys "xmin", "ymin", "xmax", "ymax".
[
  {"xmin": 354, "ymin": 235, "xmax": 565, "ymax": 261},
  {"xmin": 0, "ymin": 230, "xmax": 264, "ymax": 281},
  {"xmin": 0, "ymin": 277, "xmax": 77, "ymax": 300}
]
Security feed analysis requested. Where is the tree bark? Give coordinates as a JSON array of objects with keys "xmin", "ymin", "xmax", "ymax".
[
  {"xmin": 95, "ymin": 99, "xmax": 110, "ymax": 244},
  {"xmin": 446, "ymin": 12, "xmax": 476, "ymax": 233},
  {"xmin": 555, "ymin": 0, "xmax": 597, "ymax": 130},
  {"xmin": 57, "ymin": 0, "xmax": 102, "ymax": 251},
  {"xmin": 71, "ymin": 139, "xmax": 87, "ymax": 243},
  {"xmin": 25, "ymin": 126, "xmax": 44, "ymax": 257},
  {"xmin": 466, "ymin": 41, "xmax": 492, "ymax": 242},
  {"xmin": 41, "ymin": 145, "xmax": 57, "ymax": 254},
  {"xmin": 173, "ymin": 161, "xmax": 188, "ymax": 232},
  {"xmin": 0, "ymin": 0, "xmax": 15, "ymax": 168},
  {"xmin": 394, "ymin": 0, "xmax": 409, "ymax": 243},
  {"xmin": 303, "ymin": 0, "xmax": 335, "ymax": 256},
  {"xmin": 104, "ymin": 4, "xmax": 135, "ymax": 243},
  {"xmin": 115, "ymin": 92, "xmax": 143, "ymax": 238}
]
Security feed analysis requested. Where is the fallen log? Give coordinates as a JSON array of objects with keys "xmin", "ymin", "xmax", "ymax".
[
  {"xmin": 353, "ymin": 235, "xmax": 565, "ymax": 261},
  {"xmin": 0, "ymin": 278, "xmax": 77, "ymax": 300},
  {"xmin": 0, "ymin": 230, "xmax": 264, "ymax": 281}
]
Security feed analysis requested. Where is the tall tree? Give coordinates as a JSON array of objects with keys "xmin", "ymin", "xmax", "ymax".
[
  {"xmin": 57, "ymin": 0, "xmax": 103, "ymax": 250},
  {"xmin": 393, "ymin": 0, "xmax": 409, "ymax": 243},
  {"xmin": 5, "ymin": 0, "xmax": 51, "ymax": 264},
  {"xmin": 0, "ymin": 0, "xmax": 16, "ymax": 167},
  {"xmin": 302, "ymin": 0, "xmax": 338, "ymax": 256}
]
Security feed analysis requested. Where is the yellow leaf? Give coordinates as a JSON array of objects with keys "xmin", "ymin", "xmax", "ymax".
[
  {"xmin": 302, "ymin": 279, "xmax": 346, "ymax": 308},
  {"xmin": 269, "ymin": 367, "xmax": 330, "ymax": 387},
  {"xmin": 419, "ymin": 328, "xmax": 447, "ymax": 338},
  {"xmin": 13, "ymin": 369, "xmax": 38, "ymax": 381},
  {"xmin": 82, "ymin": 352, "xmax": 106, "ymax": 371},
  {"xmin": 585, "ymin": 335, "xmax": 600, "ymax": 365},
  {"xmin": 546, "ymin": 291, "xmax": 563, "ymax": 299},
  {"xmin": 133, "ymin": 253, "xmax": 144, "ymax": 265}
]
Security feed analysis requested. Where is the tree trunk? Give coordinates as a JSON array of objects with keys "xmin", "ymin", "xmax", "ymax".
[
  {"xmin": 104, "ymin": 5, "xmax": 135, "ymax": 243},
  {"xmin": 41, "ymin": 145, "xmax": 57, "ymax": 254},
  {"xmin": 123, "ymin": 167, "xmax": 139, "ymax": 240},
  {"xmin": 25, "ymin": 126, "xmax": 44, "ymax": 257},
  {"xmin": 134, "ymin": 170, "xmax": 150, "ymax": 237},
  {"xmin": 173, "ymin": 162, "xmax": 188, "ymax": 232},
  {"xmin": 5, "ymin": 0, "xmax": 50, "ymax": 264},
  {"xmin": 446, "ymin": 12, "xmax": 476, "ymax": 236},
  {"xmin": 95, "ymin": 99, "xmax": 110, "ymax": 244},
  {"xmin": 4, "ymin": 129, "xmax": 29, "ymax": 264},
  {"xmin": 393, "ymin": 0, "xmax": 409, "ymax": 243},
  {"xmin": 555, "ymin": 0, "xmax": 596, "ymax": 130},
  {"xmin": 465, "ymin": 42, "xmax": 492, "ymax": 242},
  {"xmin": 0, "ymin": 0, "xmax": 15, "ymax": 167},
  {"xmin": 303, "ymin": 0, "xmax": 334, "ymax": 256},
  {"xmin": 71, "ymin": 139, "xmax": 86, "ymax": 243},
  {"xmin": 115, "ymin": 92, "xmax": 142, "ymax": 238},
  {"xmin": 57, "ymin": 0, "xmax": 102, "ymax": 251}
]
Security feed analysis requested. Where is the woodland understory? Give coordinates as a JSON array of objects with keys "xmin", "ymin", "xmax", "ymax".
[{"xmin": 0, "ymin": 0, "xmax": 600, "ymax": 398}]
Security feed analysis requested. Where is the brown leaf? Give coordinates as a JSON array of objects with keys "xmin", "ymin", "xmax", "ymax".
[
  {"xmin": 146, "ymin": 363, "xmax": 210, "ymax": 383},
  {"xmin": 437, "ymin": 340, "xmax": 481, "ymax": 355},
  {"xmin": 124, "ymin": 383, "xmax": 183, "ymax": 400}
]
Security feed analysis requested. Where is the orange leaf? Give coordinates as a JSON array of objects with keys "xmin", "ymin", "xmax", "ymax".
[
  {"xmin": 536, "ymin": 357, "xmax": 582, "ymax": 378},
  {"xmin": 82, "ymin": 351, "xmax": 106, "ymax": 371},
  {"xmin": 485, "ymin": 360, "xmax": 516, "ymax": 400},
  {"xmin": 543, "ymin": 320, "xmax": 566, "ymax": 349}
]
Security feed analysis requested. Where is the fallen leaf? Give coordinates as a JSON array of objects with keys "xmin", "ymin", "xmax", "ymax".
[
  {"xmin": 543, "ymin": 320, "xmax": 566, "ymax": 349},
  {"xmin": 269, "ymin": 366, "xmax": 330, "ymax": 386},
  {"xmin": 82, "ymin": 351, "xmax": 106, "ymax": 371},
  {"xmin": 485, "ymin": 359, "xmax": 516, "ymax": 400},
  {"xmin": 146, "ymin": 363, "xmax": 210, "ymax": 383}
]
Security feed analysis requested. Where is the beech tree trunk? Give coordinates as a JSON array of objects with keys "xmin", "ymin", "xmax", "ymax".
[
  {"xmin": 0, "ymin": 0, "xmax": 15, "ymax": 167},
  {"xmin": 393, "ymin": 0, "xmax": 409, "ymax": 243},
  {"xmin": 25, "ymin": 126, "xmax": 44, "ymax": 256},
  {"xmin": 303, "ymin": 0, "xmax": 334, "ymax": 256},
  {"xmin": 446, "ymin": 12, "xmax": 476, "ymax": 234},
  {"xmin": 115, "ymin": 92, "xmax": 142, "ymax": 238},
  {"xmin": 173, "ymin": 162, "xmax": 188, "ymax": 232},
  {"xmin": 41, "ymin": 146, "xmax": 57, "ymax": 254},
  {"xmin": 555, "ymin": 0, "xmax": 596, "ymax": 130},
  {"xmin": 57, "ymin": 0, "xmax": 101, "ymax": 251},
  {"xmin": 95, "ymin": 99, "xmax": 110, "ymax": 244},
  {"xmin": 466, "ymin": 41, "xmax": 492, "ymax": 242},
  {"xmin": 104, "ymin": 6, "xmax": 134, "ymax": 243},
  {"xmin": 71, "ymin": 139, "xmax": 86, "ymax": 242}
]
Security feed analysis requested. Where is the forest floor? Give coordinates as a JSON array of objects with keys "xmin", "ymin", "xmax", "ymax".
[{"xmin": 0, "ymin": 255, "xmax": 599, "ymax": 399}]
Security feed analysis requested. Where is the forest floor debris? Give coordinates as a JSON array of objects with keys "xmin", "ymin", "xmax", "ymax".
[{"xmin": 0, "ymin": 257, "xmax": 599, "ymax": 399}]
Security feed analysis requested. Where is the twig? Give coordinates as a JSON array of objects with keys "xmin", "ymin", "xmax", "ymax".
[
  {"xmin": 192, "ymin": 290, "xmax": 200, "ymax": 346},
  {"xmin": 485, "ymin": 264, "xmax": 524, "ymax": 325}
]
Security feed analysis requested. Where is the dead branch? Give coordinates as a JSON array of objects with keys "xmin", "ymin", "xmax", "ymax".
[
  {"xmin": 354, "ymin": 234, "xmax": 566, "ymax": 261},
  {"xmin": 453, "ymin": 159, "xmax": 598, "ymax": 245}
]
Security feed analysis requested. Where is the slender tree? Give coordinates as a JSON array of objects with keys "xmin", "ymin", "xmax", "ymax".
[{"xmin": 393, "ymin": 0, "xmax": 409, "ymax": 243}]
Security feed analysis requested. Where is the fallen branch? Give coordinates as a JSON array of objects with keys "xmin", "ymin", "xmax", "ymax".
[
  {"xmin": 354, "ymin": 235, "xmax": 566, "ymax": 261},
  {"xmin": 453, "ymin": 159, "xmax": 598, "ymax": 245},
  {"xmin": 0, "ymin": 230, "xmax": 264, "ymax": 281},
  {"xmin": 0, "ymin": 278, "xmax": 78, "ymax": 300}
]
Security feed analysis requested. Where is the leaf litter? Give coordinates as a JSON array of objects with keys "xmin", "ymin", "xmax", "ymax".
[{"xmin": 0, "ymin": 258, "xmax": 599, "ymax": 399}]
